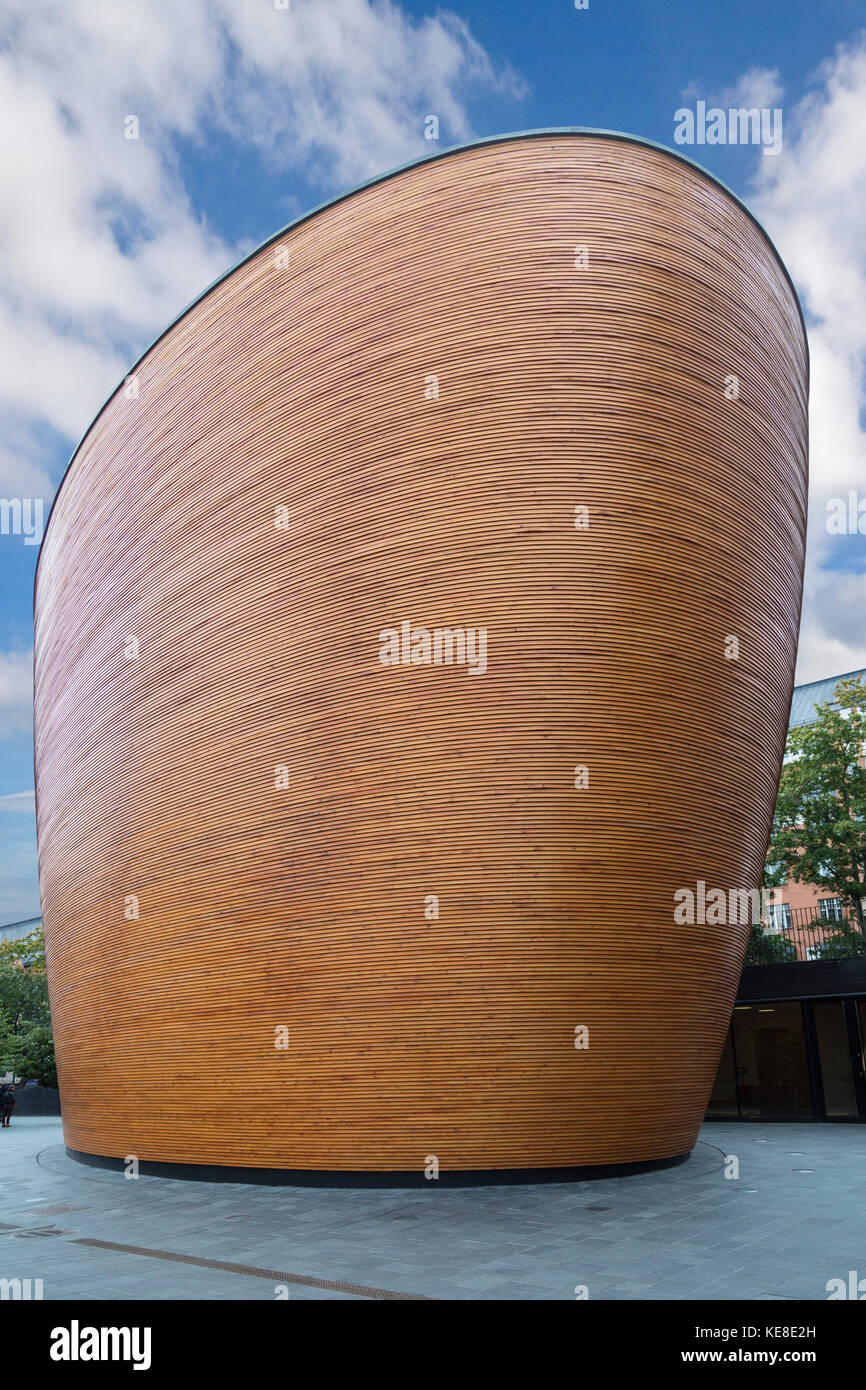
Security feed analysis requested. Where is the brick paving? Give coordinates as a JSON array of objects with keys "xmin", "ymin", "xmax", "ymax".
[{"xmin": 1, "ymin": 1117, "xmax": 864, "ymax": 1300}]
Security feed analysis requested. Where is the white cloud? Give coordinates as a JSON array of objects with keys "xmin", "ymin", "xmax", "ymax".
[
  {"xmin": 0, "ymin": 443, "xmax": 53, "ymax": 502},
  {"xmin": 0, "ymin": 650, "xmax": 33, "ymax": 737},
  {"xmin": 0, "ymin": 790, "xmax": 35, "ymax": 812},
  {"xmin": 675, "ymin": 54, "xmax": 864, "ymax": 684},
  {"xmin": 0, "ymin": 6, "xmax": 233, "ymax": 441},
  {"xmin": 714, "ymin": 65, "xmax": 784, "ymax": 113},
  {"xmin": 680, "ymin": 66, "xmax": 783, "ymax": 110},
  {"xmin": 0, "ymin": 0, "xmax": 522, "ymax": 467},
  {"xmin": 214, "ymin": 0, "xmax": 524, "ymax": 186},
  {"xmin": 743, "ymin": 35, "xmax": 866, "ymax": 683}
]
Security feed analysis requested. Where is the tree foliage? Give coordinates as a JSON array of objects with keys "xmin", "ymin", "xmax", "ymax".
[
  {"xmin": 0, "ymin": 927, "xmax": 46, "ymax": 971},
  {"xmin": 0, "ymin": 926, "xmax": 57, "ymax": 1088},
  {"xmin": 744, "ymin": 923, "xmax": 799, "ymax": 966},
  {"xmin": 0, "ymin": 964, "xmax": 50, "ymax": 1032},
  {"xmin": 804, "ymin": 919, "xmax": 866, "ymax": 960},
  {"xmin": 3, "ymin": 1024, "xmax": 57, "ymax": 1090},
  {"xmin": 766, "ymin": 676, "xmax": 866, "ymax": 928}
]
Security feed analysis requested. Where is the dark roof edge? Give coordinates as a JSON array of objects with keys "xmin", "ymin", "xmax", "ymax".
[{"xmin": 33, "ymin": 126, "xmax": 810, "ymax": 601}]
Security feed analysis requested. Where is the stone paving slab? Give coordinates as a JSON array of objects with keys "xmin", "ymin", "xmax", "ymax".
[{"xmin": 0, "ymin": 1118, "xmax": 864, "ymax": 1300}]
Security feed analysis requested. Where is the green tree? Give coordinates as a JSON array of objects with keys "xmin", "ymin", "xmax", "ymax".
[
  {"xmin": 0, "ymin": 927, "xmax": 46, "ymax": 971},
  {"xmin": 744, "ymin": 923, "xmax": 798, "ymax": 965},
  {"xmin": 804, "ymin": 918, "xmax": 866, "ymax": 961},
  {"xmin": 0, "ymin": 964, "xmax": 50, "ymax": 1032},
  {"xmin": 767, "ymin": 676, "xmax": 866, "ymax": 931},
  {"xmin": 2, "ymin": 1024, "xmax": 57, "ymax": 1090},
  {"xmin": 0, "ymin": 926, "xmax": 57, "ymax": 1089}
]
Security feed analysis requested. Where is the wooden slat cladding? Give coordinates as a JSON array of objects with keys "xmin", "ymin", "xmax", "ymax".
[{"xmin": 34, "ymin": 133, "xmax": 808, "ymax": 1173}]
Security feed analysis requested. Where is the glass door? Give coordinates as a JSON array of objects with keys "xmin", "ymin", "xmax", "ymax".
[
  {"xmin": 730, "ymin": 1003, "xmax": 813, "ymax": 1119},
  {"xmin": 811, "ymin": 1002, "xmax": 858, "ymax": 1118}
]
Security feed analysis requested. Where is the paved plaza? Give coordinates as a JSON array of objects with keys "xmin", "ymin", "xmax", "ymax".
[{"xmin": 1, "ymin": 1118, "xmax": 864, "ymax": 1300}]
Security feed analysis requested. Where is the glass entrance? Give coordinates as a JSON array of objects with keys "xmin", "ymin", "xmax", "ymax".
[
  {"xmin": 812, "ymin": 1002, "xmax": 858, "ymax": 1117},
  {"xmin": 706, "ymin": 996, "xmax": 866, "ymax": 1121},
  {"xmin": 731, "ymin": 1003, "xmax": 813, "ymax": 1119}
]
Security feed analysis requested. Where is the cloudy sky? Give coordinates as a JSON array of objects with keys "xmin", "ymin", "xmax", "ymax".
[{"xmin": 1, "ymin": 0, "xmax": 865, "ymax": 921}]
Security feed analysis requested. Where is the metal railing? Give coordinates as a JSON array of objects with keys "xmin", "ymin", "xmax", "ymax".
[{"xmin": 746, "ymin": 903, "xmax": 866, "ymax": 965}]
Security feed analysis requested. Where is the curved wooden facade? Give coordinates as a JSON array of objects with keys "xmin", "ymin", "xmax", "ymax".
[{"xmin": 34, "ymin": 132, "xmax": 808, "ymax": 1174}]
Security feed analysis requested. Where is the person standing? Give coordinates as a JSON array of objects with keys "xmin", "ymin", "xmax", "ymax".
[{"xmin": 1, "ymin": 1084, "xmax": 16, "ymax": 1126}]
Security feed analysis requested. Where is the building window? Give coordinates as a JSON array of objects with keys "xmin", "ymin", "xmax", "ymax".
[
  {"xmin": 768, "ymin": 902, "xmax": 790, "ymax": 931},
  {"xmin": 818, "ymin": 897, "xmax": 843, "ymax": 921}
]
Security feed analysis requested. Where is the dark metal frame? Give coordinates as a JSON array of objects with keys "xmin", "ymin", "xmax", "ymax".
[{"xmin": 844, "ymin": 1000, "xmax": 866, "ymax": 1118}]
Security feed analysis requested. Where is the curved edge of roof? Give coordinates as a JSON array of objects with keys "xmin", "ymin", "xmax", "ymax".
[{"xmin": 33, "ymin": 126, "xmax": 810, "ymax": 602}]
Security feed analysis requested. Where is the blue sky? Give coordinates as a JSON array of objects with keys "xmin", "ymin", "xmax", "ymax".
[{"xmin": 2, "ymin": 0, "xmax": 866, "ymax": 922}]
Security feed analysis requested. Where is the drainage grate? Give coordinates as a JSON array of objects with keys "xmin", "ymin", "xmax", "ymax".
[{"xmin": 71, "ymin": 1238, "xmax": 434, "ymax": 1300}]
